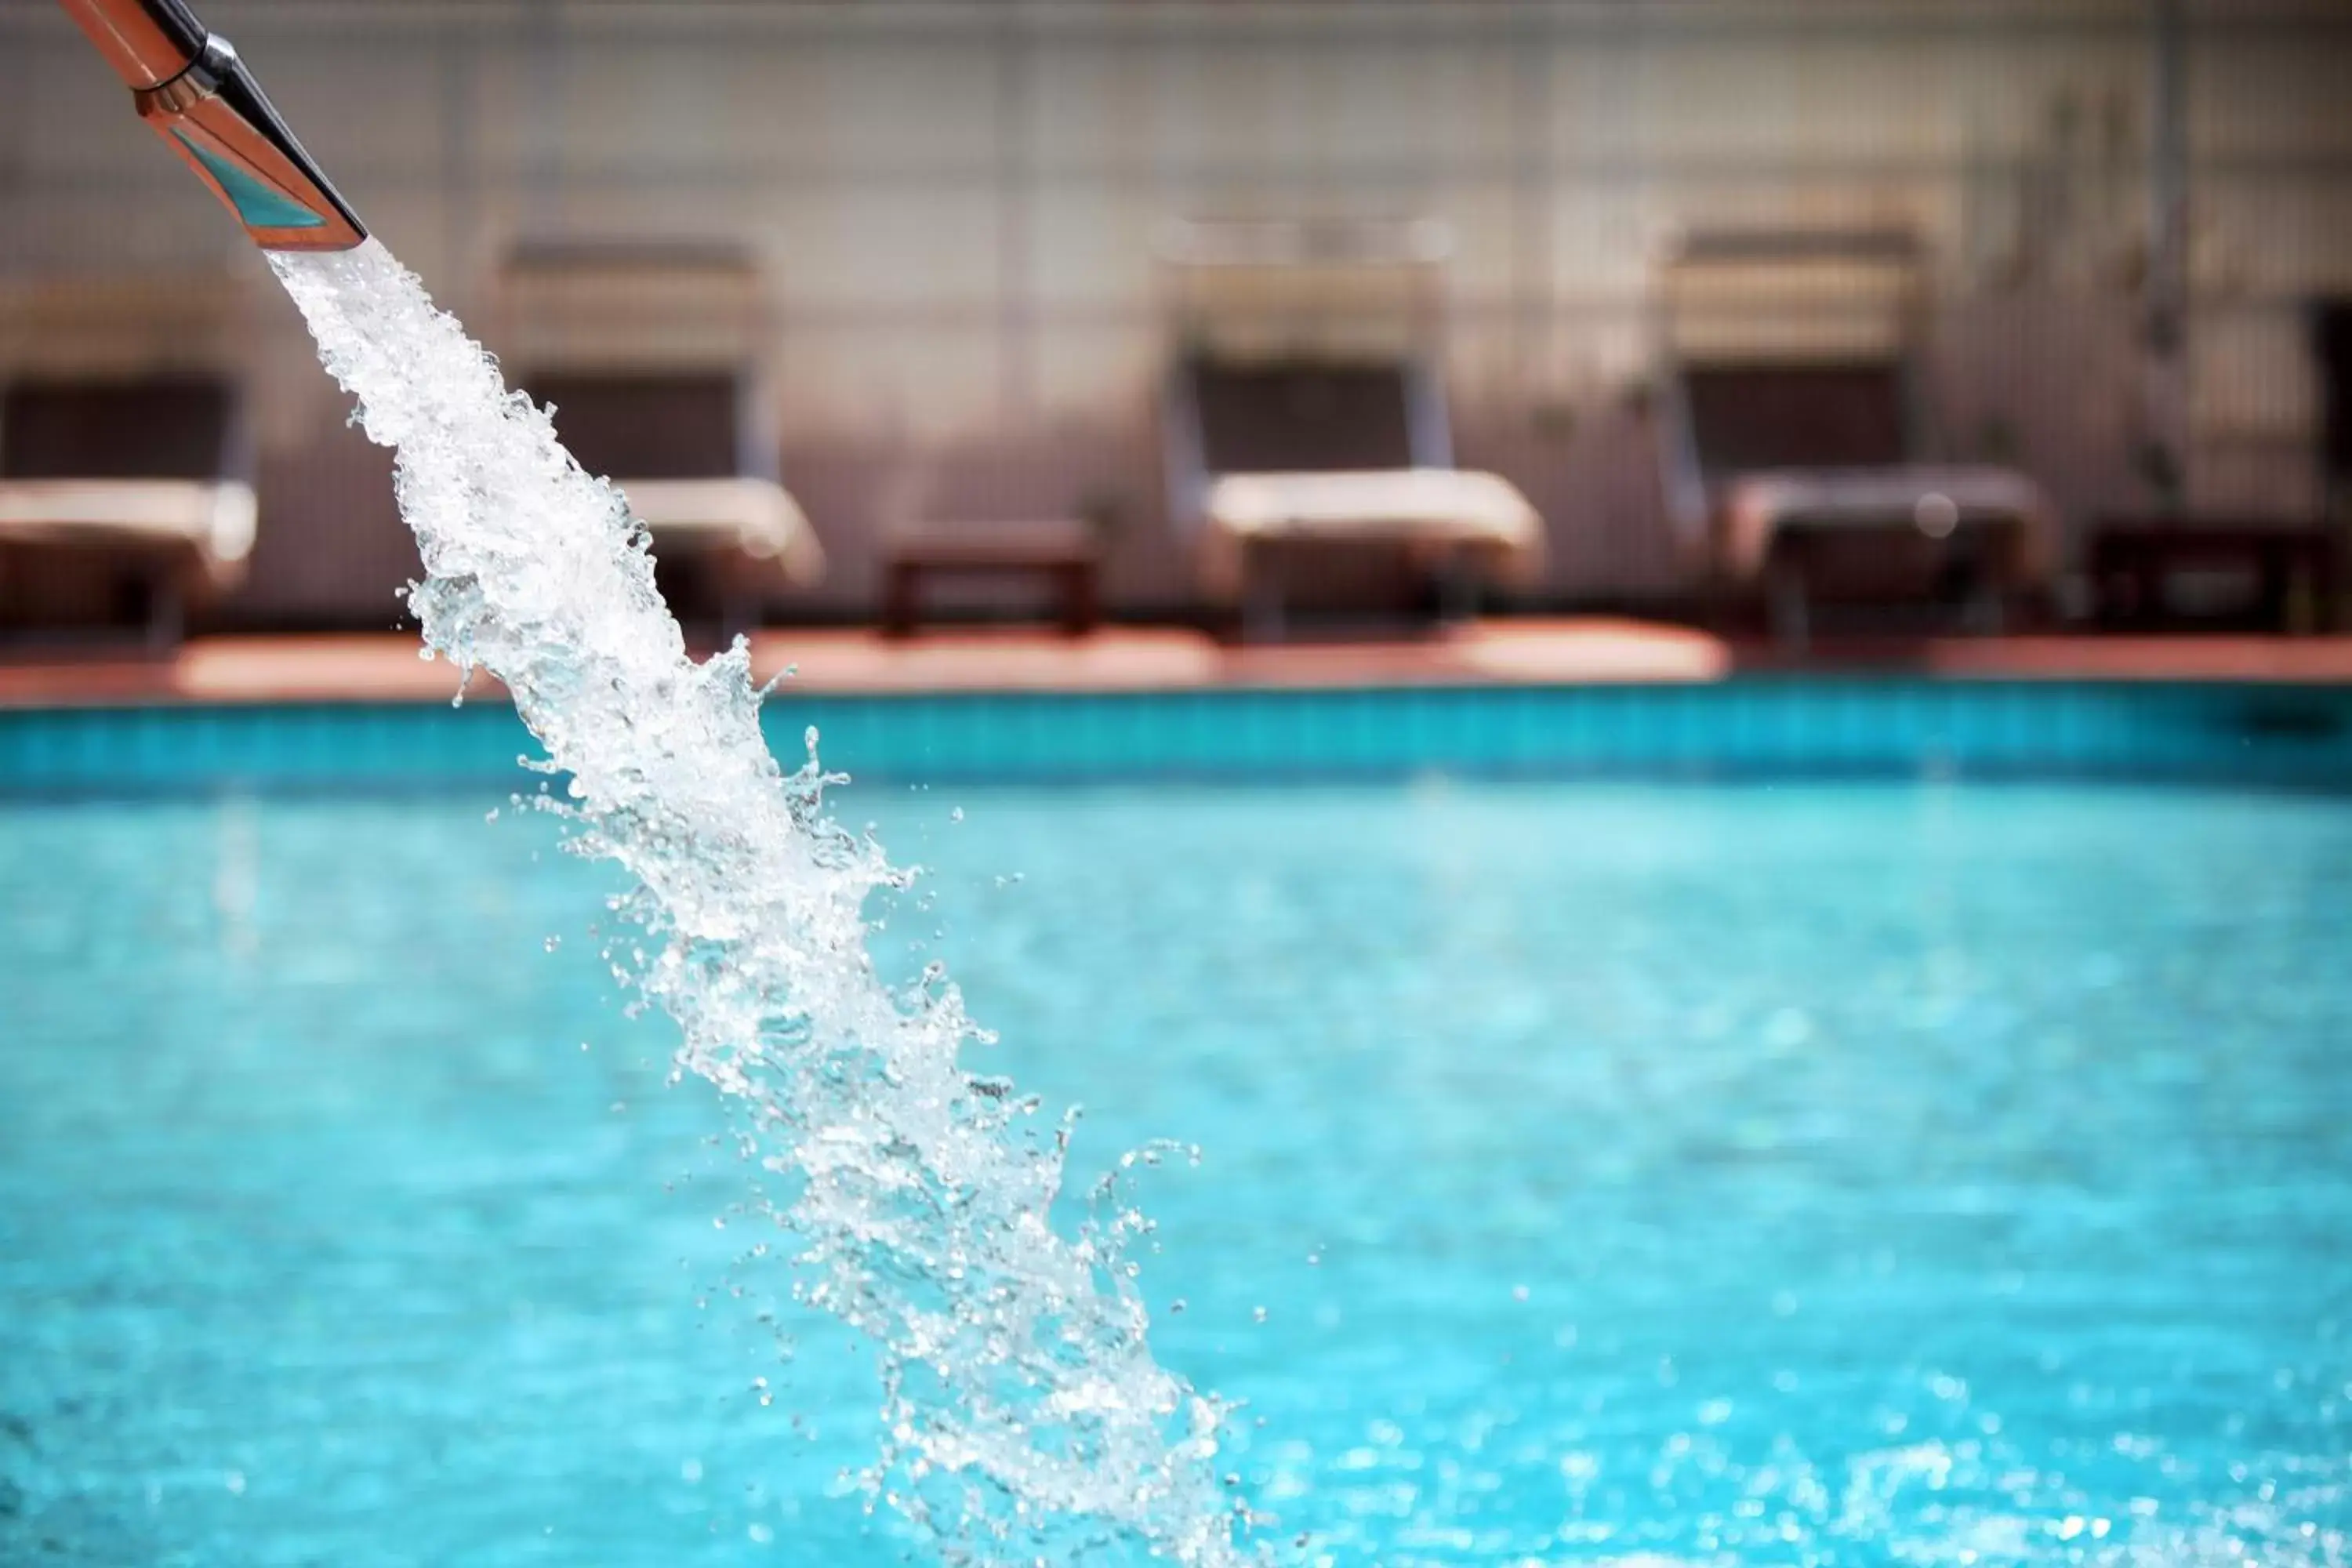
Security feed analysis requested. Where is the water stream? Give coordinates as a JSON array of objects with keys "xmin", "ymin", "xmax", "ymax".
[{"xmin": 268, "ymin": 239, "xmax": 1254, "ymax": 1567}]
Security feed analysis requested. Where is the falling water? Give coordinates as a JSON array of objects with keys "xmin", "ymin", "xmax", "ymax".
[{"xmin": 269, "ymin": 240, "xmax": 1255, "ymax": 1567}]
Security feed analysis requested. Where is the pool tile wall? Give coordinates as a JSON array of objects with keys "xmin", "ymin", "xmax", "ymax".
[{"xmin": 5, "ymin": 682, "xmax": 2352, "ymax": 793}]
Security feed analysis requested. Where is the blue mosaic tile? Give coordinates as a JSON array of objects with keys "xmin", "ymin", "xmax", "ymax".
[{"xmin": 8, "ymin": 681, "xmax": 2352, "ymax": 795}]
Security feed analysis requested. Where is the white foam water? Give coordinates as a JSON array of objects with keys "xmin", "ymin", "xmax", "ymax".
[{"xmin": 270, "ymin": 239, "xmax": 1254, "ymax": 1566}]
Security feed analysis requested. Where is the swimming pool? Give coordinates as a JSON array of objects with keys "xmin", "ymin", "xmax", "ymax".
[{"xmin": 3, "ymin": 706, "xmax": 2350, "ymax": 1564}]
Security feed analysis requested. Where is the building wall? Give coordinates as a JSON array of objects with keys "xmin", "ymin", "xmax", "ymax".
[{"xmin": 0, "ymin": 0, "xmax": 2346, "ymax": 624}]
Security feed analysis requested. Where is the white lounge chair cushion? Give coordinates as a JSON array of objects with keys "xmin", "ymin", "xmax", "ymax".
[
  {"xmin": 1200, "ymin": 468, "xmax": 1543, "ymax": 597},
  {"xmin": 0, "ymin": 478, "xmax": 256, "ymax": 589},
  {"xmin": 615, "ymin": 476, "xmax": 824, "ymax": 585},
  {"xmin": 1720, "ymin": 465, "xmax": 2059, "ymax": 582}
]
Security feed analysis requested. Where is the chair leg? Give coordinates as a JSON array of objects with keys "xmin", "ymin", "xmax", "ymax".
[
  {"xmin": 881, "ymin": 562, "xmax": 920, "ymax": 639},
  {"xmin": 717, "ymin": 589, "xmax": 757, "ymax": 650},
  {"xmin": 1957, "ymin": 557, "xmax": 2005, "ymax": 636},
  {"xmin": 145, "ymin": 570, "xmax": 186, "ymax": 652},
  {"xmin": 1241, "ymin": 549, "xmax": 1285, "ymax": 643},
  {"xmin": 1433, "ymin": 550, "xmax": 1480, "ymax": 626},
  {"xmin": 1062, "ymin": 561, "xmax": 1100, "ymax": 638},
  {"xmin": 1765, "ymin": 560, "xmax": 1809, "ymax": 654}
]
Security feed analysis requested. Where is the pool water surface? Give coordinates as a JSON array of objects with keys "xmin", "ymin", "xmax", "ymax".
[{"xmin": 2, "ymin": 781, "xmax": 2347, "ymax": 1566}]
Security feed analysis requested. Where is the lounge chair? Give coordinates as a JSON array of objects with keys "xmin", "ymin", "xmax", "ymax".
[
  {"xmin": 1157, "ymin": 219, "xmax": 1541, "ymax": 634},
  {"xmin": 495, "ymin": 245, "xmax": 820, "ymax": 637},
  {"xmin": 519, "ymin": 367, "xmax": 822, "ymax": 636},
  {"xmin": 0, "ymin": 374, "xmax": 255, "ymax": 644},
  {"xmin": 1655, "ymin": 228, "xmax": 2059, "ymax": 641}
]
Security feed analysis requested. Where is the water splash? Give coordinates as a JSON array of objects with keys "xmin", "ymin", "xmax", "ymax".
[{"xmin": 269, "ymin": 239, "xmax": 1254, "ymax": 1567}]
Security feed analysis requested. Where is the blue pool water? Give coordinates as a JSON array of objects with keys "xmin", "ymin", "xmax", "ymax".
[{"xmin": 4, "ymin": 778, "xmax": 2349, "ymax": 1565}]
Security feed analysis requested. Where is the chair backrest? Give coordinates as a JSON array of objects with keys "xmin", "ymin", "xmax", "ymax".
[
  {"xmin": 1181, "ymin": 358, "xmax": 1434, "ymax": 475},
  {"xmin": 496, "ymin": 244, "xmax": 768, "ymax": 370},
  {"xmin": 1680, "ymin": 360, "xmax": 1911, "ymax": 477},
  {"xmin": 0, "ymin": 376, "xmax": 241, "ymax": 481},
  {"xmin": 1650, "ymin": 226, "xmax": 1930, "ymax": 544},
  {"xmin": 521, "ymin": 369, "xmax": 751, "ymax": 481},
  {"xmin": 1157, "ymin": 218, "xmax": 1450, "ymax": 366}
]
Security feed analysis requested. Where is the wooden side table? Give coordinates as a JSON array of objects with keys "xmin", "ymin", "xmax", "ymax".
[
  {"xmin": 2089, "ymin": 517, "xmax": 2337, "ymax": 633},
  {"xmin": 880, "ymin": 521, "xmax": 1102, "ymax": 638}
]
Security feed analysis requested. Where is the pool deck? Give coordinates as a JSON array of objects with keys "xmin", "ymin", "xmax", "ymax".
[{"xmin": 5, "ymin": 621, "xmax": 2352, "ymax": 709}]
